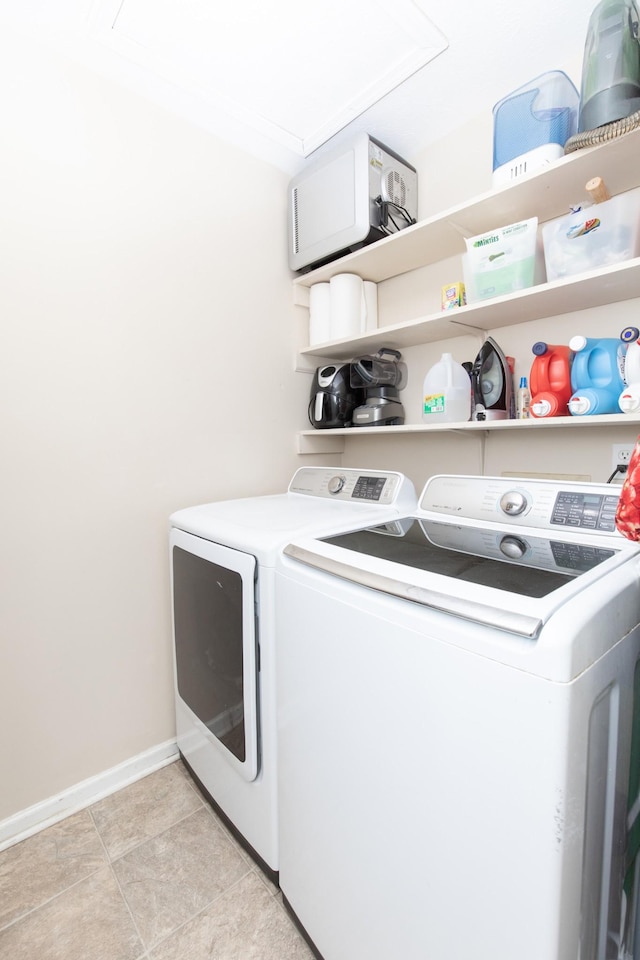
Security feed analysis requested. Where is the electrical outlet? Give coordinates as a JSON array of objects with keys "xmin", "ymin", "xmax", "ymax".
[{"xmin": 612, "ymin": 444, "xmax": 634, "ymax": 472}]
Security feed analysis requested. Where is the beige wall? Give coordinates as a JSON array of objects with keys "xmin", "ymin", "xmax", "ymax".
[{"xmin": 0, "ymin": 30, "xmax": 313, "ymax": 822}]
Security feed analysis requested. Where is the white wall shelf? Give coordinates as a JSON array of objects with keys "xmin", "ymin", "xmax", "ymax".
[
  {"xmin": 297, "ymin": 413, "xmax": 640, "ymax": 454},
  {"xmin": 298, "ymin": 257, "xmax": 640, "ymax": 362},
  {"xmin": 301, "ymin": 412, "xmax": 640, "ymax": 439},
  {"xmin": 294, "ymin": 128, "xmax": 640, "ymax": 455}
]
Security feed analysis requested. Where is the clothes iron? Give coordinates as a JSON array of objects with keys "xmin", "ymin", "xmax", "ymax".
[{"xmin": 471, "ymin": 338, "xmax": 515, "ymax": 420}]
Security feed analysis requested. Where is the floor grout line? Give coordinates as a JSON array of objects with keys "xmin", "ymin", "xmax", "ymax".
[
  {"xmin": 0, "ymin": 861, "xmax": 106, "ymax": 935},
  {"xmin": 88, "ymin": 796, "xmax": 254, "ymax": 954},
  {"xmin": 108, "ymin": 857, "xmax": 148, "ymax": 957},
  {"xmin": 143, "ymin": 867, "xmax": 255, "ymax": 956},
  {"xmin": 101, "ymin": 807, "xmax": 249, "ymax": 955},
  {"xmin": 87, "ymin": 773, "xmax": 207, "ymax": 865},
  {"xmin": 87, "ymin": 803, "xmax": 149, "ymax": 956},
  {"xmin": 105, "ymin": 803, "xmax": 219, "ymax": 864},
  {"xmin": 0, "ymin": 763, "xmax": 313, "ymax": 959},
  {"xmin": 0, "ymin": 773, "xmax": 203, "ymax": 942}
]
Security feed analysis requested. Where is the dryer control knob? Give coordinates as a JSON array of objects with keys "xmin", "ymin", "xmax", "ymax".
[
  {"xmin": 499, "ymin": 535, "xmax": 527, "ymax": 559},
  {"xmin": 328, "ymin": 475, "xmax": 346, "ymax": 495},
  {"xmin": 499, "ymin": 490, "xmax": 528, "ymax": 516}
]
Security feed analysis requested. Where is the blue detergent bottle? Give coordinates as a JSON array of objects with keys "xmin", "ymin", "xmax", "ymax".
[{"xmin": 567, "ymin": 335, "xmax": 626, "ymax": 415}]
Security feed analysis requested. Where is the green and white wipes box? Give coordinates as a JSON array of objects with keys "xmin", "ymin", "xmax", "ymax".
[{"xmin": 463, "ymin": 217, "xmax": 544, "ymax": 302}]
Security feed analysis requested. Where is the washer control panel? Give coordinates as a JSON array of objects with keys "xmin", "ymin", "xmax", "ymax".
[
  {"xmin": 550, "ymin": 491, "xmax": 618, "ymax": 532},
  {"xmin": 421, "ymin": 475, "xmax": 621, "ymax": 535}
]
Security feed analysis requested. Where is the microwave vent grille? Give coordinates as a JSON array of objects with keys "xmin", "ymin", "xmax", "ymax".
[
  {"xmin": 292, "ymin": 187, "xmax": 300, "ymax": 254},
  {"xmin": 383, "ymin": 169, "xmax": 407, "ymax": 209}
]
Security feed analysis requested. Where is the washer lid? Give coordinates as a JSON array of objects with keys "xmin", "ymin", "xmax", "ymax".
[
  {"xmin": 322, "ymin": 517, "xmax": 620, "ymax": 589},
  {"xmin": 283, "ymin": 514, "xmax": 638, "ymax": 640}
]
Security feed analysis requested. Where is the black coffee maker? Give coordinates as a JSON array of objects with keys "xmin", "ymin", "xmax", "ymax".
[
  {"xmin": 350, "ymin": 348, "xmax": 407, "ymax": 427},
  {"xmin": 308, "ymin": 363, "xmax": 364, "ymax": 429}
]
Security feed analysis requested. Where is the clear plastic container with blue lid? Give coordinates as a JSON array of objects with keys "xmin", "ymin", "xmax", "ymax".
[{"xmin": 492, "ymin": 71, "xmax": 579, "ymax": 187}]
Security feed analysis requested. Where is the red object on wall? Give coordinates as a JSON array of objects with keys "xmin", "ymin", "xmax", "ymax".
[{"xmin": 615, "ymin": 436, "xmax": 640, "ymax": 541}]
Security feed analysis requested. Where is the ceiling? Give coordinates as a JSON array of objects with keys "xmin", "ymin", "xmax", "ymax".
[{"xmin": 1, "ymin": 0, "xmax": 592, "ymax": 175}]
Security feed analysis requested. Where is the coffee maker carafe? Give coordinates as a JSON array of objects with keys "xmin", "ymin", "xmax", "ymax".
[
  {"xmin": 350, "ymin": 348, "xmax": 407, "ymax": 427},
  {"xmin": 308, "ymin": 363, "xmax": 364, "ymax": 429}
]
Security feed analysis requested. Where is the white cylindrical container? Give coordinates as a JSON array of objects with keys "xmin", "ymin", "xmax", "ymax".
[
  {"xmin": 330, "ymin": 273, "xmax": 366, "ymax": 340},
  {"xmin": 308, "ymin": 283, "xmax": 332, "ymax": 345},
  {"xmin": 624, "ymin": 338, "xmax": 640, "ymax": 386},
  {"xmin": 363, "ymin": 281, "xmax": 378, "ymax": 332},
  {"xmin": 422, "ymin": 353, "xmax": 471, "ymax": 423}
]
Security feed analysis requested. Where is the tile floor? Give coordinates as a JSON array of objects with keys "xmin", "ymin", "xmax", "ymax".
[{"xmin": 0, "ymin": 760, "xmax": 315, "ymax": 960}]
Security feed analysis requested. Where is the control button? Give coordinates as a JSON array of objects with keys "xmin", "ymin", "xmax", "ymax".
[
  {"xmin": 328, "ymin": 475, "xmax": 346, "ymax": 495},
  {"xmin": 352, "ymin": 476, "xmax": 385, "ymax": 500},
  {"xmin": 499, "ymin": 490, "xmax": 528, "ymax": 516},
  {"xmin": 499, "ymin": 535, "xmax": 527, "ymax": 560}
]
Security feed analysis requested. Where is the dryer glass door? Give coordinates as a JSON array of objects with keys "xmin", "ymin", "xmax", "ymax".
[{"xmin": 171, "ymin": 532, "xmax": 259, "ymax": 782}]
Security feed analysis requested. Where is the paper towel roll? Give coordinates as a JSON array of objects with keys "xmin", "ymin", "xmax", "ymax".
[
  {"xmin": 308, "ymin": 283, "xmax": 331, "ymax": 346},
  {"xmin": 363, "ymin": 281, "xmax": 378, "ymax": 332},
  {"xmin": 330, "ymin": 273, "xmax": 366, "ymax": 340}
]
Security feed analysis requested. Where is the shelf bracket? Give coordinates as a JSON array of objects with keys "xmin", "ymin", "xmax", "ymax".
[
  {"xmin": 294, "ymin": 352, "xmax": 337, "ymax": 374},
  {"xmin": 297, "ymin": 433, "xmax": 346, "ymax": 455},
  {"xmin": 448, "ymin": 318, "xmax": 489, "ymax": 337}
]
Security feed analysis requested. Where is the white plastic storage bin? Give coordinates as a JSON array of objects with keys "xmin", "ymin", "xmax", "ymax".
[{"xmin": 542, "ymin": 187, "xmax": 640, "ymax": 281}]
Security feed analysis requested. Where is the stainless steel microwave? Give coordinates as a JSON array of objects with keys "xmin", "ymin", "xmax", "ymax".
[{"xmin": 287, "ymin": 133, "xmax": 418, "ymax": 273}]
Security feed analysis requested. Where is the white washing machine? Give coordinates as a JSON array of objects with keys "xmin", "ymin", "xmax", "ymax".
[
  {"xmin": 276, "ymin": 474, "xmax": 640, "ymax": 959},
  {"xmin": 169, "ymin": 466, "xmax": 415, "ymax": 880}
]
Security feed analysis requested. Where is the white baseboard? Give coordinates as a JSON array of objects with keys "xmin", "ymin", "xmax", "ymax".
[{"xmin": 0, "ymin": 739, "xmax": 179, "ymax": 852}]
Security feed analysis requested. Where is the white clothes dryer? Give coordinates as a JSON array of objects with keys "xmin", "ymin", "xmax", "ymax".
[
  {"xmin": 276, "ymin": 474, "xmax": 640, "ymax": 959},
  {"xmin": 169, "ymin": 467, "xmax": 415, "ymax": 881}
]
